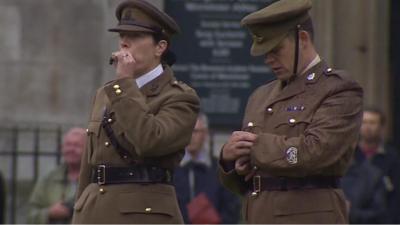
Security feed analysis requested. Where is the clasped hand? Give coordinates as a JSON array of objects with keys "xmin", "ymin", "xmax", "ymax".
[{"xmin": 221, "ymin": 131, "xmax": 258, "ymax": 181}]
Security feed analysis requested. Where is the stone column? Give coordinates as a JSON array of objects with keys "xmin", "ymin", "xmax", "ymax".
[{"xmin": 310, "ymin": 0, "xmax": 391, "ymax": 137}]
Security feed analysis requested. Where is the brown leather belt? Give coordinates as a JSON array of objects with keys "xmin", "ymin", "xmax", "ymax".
[
  {"xmin": 251, "ymin": 175, "xmax": 340, "ymax": 193},
  {"xmin": 92, "ymin": 165, "xmax": 173, "ymax": 185}
]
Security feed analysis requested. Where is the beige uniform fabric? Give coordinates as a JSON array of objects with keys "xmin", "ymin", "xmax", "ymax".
[
  {"xmin": 219, "ymin": 61, "xmax": 363, "ymax": 223},
  {"xmin": 72, "ymin": 65, "xmax": 199, "ymax": 224}
]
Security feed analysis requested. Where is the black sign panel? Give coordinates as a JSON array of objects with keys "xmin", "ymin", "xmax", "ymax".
[{"xmin": 165, "ymin": 0, "xmax": 275, "ymax": 128}]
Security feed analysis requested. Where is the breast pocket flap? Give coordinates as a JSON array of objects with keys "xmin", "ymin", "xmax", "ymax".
[{"xmin": 118, "ymin": 192, "xmax": 176, "ymax": 216}]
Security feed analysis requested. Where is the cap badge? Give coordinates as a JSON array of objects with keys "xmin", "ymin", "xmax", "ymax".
[{"xmin": 121, "ymin": 8, "xmax": 135, "ymax": 21}]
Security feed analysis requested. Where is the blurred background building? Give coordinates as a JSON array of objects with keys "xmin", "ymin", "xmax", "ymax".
[{"xmin": 0, "ymin": 0, "xmax": 398, "ymax": 223}]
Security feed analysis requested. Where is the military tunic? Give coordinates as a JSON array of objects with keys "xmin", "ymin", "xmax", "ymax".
[
  {"xmin": 220, "ymin": 61, "xmax": 363, "ymax": 223},
  {"xmin": 72, "ymin": 65, "xmax": 199, "ymax": 224}
]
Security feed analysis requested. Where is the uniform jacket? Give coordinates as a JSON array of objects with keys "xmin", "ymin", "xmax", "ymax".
[
  {"xmin": 27, "ymin": 165, "xmax": 76, "ymax": 224},
  {"xmin": 72, "ymin": 65, "xmax": 200, "ymax": 224},
  {"xmin": 219, "ymin": 61, "xmax": 363, "ymax": 223}
]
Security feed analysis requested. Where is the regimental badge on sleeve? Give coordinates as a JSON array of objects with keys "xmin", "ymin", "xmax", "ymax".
[{"xmin": 286, "ymin": 147, "xmax": 298, "ymax": 164}]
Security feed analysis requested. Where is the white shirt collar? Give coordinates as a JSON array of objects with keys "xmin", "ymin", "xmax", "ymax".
[
  {"xmin": 301, "ymin": 55, "xmax": 321, "ymax": 75},
  {"xmin": 135, "ymin": 64, "xmax": 164, "ymax": 88}
]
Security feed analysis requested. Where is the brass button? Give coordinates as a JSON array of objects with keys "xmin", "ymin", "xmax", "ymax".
[
  {"xmin": 104, "ymin": 142, "xmax": 110, "ymax": 147},
  {"xmin": 115, "ymin": 89, "xmax": 122, "ymax": 95},
  {"xmin": 113, "ymin": 84, "xmax": 120, "ymax": 89},
  {"xmin": 107, "ymin": 118, "xmax": 113, "ymax": 123},
  {"xmin": 247, "ymin": 122, "xmax": 254, "ymax": 127},
  {"xmin": 145, "ymin": 207, "xmax": 152, "ymax": 212},
  {"xmin": 99, "ymin": 188, "xmax": 105, "ymax": 194},
  {"xmin": 289, "ymin": 118, "xmax": 296, "ymax": 124}
]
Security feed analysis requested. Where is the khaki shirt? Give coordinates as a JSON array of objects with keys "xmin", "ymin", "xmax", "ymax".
[{"xmin": 73, "ymin": 65, "xmax": 199, "ymax": 224}]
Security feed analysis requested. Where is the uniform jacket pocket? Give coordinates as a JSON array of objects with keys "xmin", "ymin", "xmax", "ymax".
[
  {"xmin": 86, "ymin": 121, "xmax": 101, "ymax": 161},
  {"xmin": 117, "ymin": 192, "xmax": 177, "ymax": 216},
  {"xmin": 274, "ymin": 116, "xmax": 311, "ymax": 129},
  {"xmin": 273, "ymin": 189, "xmax": 334, "ymax": 216},
  {"xmin": 273, "ymin": 115, "xmax": 312, "ymax": 138},
  {"xmin": 272, "ymin": 189, "xmax": 336, "ymax": 223},
  {"xmin": 88, "ymin": 121, "xmax": 101, "ymax": 137}
]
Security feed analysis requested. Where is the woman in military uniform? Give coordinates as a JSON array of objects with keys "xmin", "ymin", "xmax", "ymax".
[{"xmin": 72, "ymin": 0, "xmax": 199, "ymax": 223}]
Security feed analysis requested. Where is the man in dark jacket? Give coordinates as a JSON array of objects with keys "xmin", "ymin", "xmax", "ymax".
[
  {"xmin": 341, "ymin": 155, "xmax": 386, "ymax": 223},
  {"xmin": 174, "ymin": 113, "xmax": 241, "ymax": 224},
  {"xmin": 356, "ymin": 107, "xmax": 400, "ymax": 223}
]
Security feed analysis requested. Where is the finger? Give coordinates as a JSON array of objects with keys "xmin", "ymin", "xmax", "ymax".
[
  {"xmin": 116, "ymin": 51, "xmax": 128, "ymax": 60},
  {"xmin": 236, "ymin": 155, "xmax": 250, "ymax": 165},
  {"xmin": 234, "ymin": 147, "xmax": 251, "ymax": 157},
  {"xmin": 232, "ymin": 131, "xmax": 258, "ymax": 142},
  {"xmin": 235, "ymin": 162, "xmax": 250, "ymax": 175},
  {"xmin": 244, "ymin": 170, "xmax": 256, "ymax": 182},
  {"xmin": 115, "ymin": 52, "xmax": 124, "ymax": 64},
  {"xmin": 125, "ymin": 54, "xmax": 135, "ymax": 63},
  {"xmin": 235, "ymin": 161, "xmax": 248, "ymax": 171},
  {"xmin": 235, "ymin": 163, "xmax": 250, "ymax": 171},
  {"xmin": 234, "ymin": 140, "xmax": 254, "ymax": 149},
  {"xmin": 119, "ymin": 51, "xmax": 136, "ymax": 64},
  {"xmin": 119, "ymin": 51, "xmax": 129, "ymax": 63},
  {"xmin": 111, "ymin": 52, "xmax": 119, "ymax": 57}
]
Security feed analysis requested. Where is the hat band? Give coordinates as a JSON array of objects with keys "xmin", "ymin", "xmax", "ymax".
[{"xmin": 119, "ymin": 20, "xmax": 162, "ymax": 34}]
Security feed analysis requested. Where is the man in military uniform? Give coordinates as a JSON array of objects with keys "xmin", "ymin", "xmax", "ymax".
[
  {"xmin": 219, "ymin": 0, "xmax": 363, "ymax": 223},
  {"xmin": 72, "ymin": 0, "xmax": 199, "ymax": 223}
]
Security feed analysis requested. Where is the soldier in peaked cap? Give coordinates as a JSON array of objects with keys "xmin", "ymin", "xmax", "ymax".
[
  {"xmin": 218, "ymin": 0, "xmax": 363, "ymax": 223},
  {"xmin": 72, "ymin": 0, "xmax": 199, "ymax": 223}
]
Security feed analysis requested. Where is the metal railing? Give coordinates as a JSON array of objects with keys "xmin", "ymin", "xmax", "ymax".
[
  {"xmin": 0, "ymin": 123, "xmax": 220, "ymax": 223},
  {"xmin": 0, "ymin": 125, "xmax": 64, "ymax": 223}
]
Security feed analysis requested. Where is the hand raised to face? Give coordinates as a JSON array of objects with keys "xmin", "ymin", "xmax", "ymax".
[{"xmin": 111, "ymin": 50, "xmax": 137, "ymax": 79}]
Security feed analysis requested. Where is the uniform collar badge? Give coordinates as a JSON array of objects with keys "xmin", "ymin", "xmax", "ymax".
[{"xmin": 307, "ymin": 73, "xmax": 315, "ymax": 81}]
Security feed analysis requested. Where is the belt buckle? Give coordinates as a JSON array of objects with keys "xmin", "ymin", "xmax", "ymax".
[
  {"xmin": 97, "ymin": 165, "xmax": 106, "ymax": 185},
  {"xmin": 252, "ymin": 175, "xmax": 261, "ymax": 196}
]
